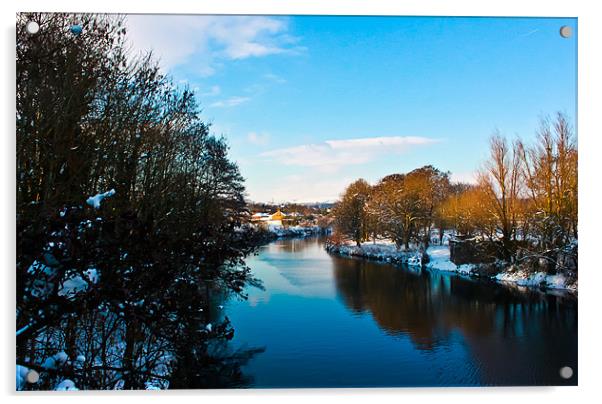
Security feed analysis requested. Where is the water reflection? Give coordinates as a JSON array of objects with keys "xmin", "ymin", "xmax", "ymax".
[
  {"xmin": 331, "ymin": 254, "xmax": 578, "ymax": 385},
  {"xmin": 227, "ymin": 237, "xmax": 577, "ymax": 387}
]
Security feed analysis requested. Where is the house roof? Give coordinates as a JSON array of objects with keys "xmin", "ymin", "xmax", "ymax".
[{"xmin": 252, "ymin": 212, "xmax": 270, "ymax": 217}]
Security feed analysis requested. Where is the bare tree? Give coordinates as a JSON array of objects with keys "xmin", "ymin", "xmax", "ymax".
[
  {"xmin": 477, "ymin": 133, "xmax": 523, "ymax": 259},
  {"xmin": 518, "ymin": 113, "xmax": 577, "ymax": 248}
]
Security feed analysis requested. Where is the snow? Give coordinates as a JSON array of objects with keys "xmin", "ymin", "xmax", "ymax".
[
  {"xmin": 267, "ymin": 224, "xmax": 322, "ymax": 238},
  {"xmin": 43, "ymin": 351, "xmax": 69, "ymax": 370},
  {"xmin": 329, "ymin": 242, "xmax": 577, "ymax": 292},
  {"xmin": 58, "ymin": 276, "xmax": 88, "ymax": 297},
  {"xmin": 55, "ymin": 379, "xmax": 78, "ymax": 391},
  {"xmin": 407, "ymin": 255, "xmax": 422, "ymax": 266},
  {"xmin": 27, "ymin": 260, "xmax": 55, "ymax": 276},
  {"xmin": 326, "ymin": 240, "xmax": 421, "ymax": 265},
  {"xmin": 85, "ymin": 268, "xmax": 99, "ymax": 283},
  {"xmin": 145, "ymin": 382, "xmax": 161, "ymax": 390},
  {"xmin": 426, "ymin": 245, "xmax": 576, "ymax": 291},
  {"xmin": 495, "ymin": 270, "xmax": 576, "ymax": 291},
  {"xmin": 58, "ymin": 268, "xmax": 99, "ymax": 298},
  {"xmin": 27, "ymin": 260, "xmax": 58, "ymax": 298},
  {"xmin": 16, "ymin": 366, "xmax": 39, "ymax": 389},
  {"xmin": 86, "ymin": 189, "xmax": 116, "ymax": 209},
  {"xmin": 546, "ymin": 274, "xmax": 572, "ymax": 289},
  {"xmin": 425, "ymin": 245, "xmax": 475, "ymax": 275},
  {"xmin": 16, "ymin": 365, "xmax": 29, "ymax": 390}
]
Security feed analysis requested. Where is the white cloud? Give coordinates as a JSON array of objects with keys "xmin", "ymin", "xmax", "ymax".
[
  {"xmin": 263, "ymin": 73, "xmax": 287, "ymax": 84},
  {"xmin": 247, "ymin": 132, "xmax": 270, "ymax": 146},
  {"xmin": 125, "ymin": 15, "xmax": 300, "ymax": 75},
  {"xmin": 199, "ymin": 85, "xmax": 221, "ymax": 97},
  {"xmin": 209, "ymin": 96, "xmax": 250, "ymax": 108},
  {"xmin": 260, "ymin": 136, "xmax": 439, "ymax": 172}
]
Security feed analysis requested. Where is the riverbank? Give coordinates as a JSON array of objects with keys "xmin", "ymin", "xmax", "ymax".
[
  {"xmin": 255, "ymin": 224, "xmax": 329, "ymax": 245},
  {"xmin": 230, "ymin": 236, "xmax": 577, "ymax": 387},
  {"xmin": 325, "ymin": 240, "xmax": 577, "ymax": 293},
  {"xmin": 324, "ymin": 241, "xmax": 424, "ymax": 266},
  {"xmin": 267, "ymin": 224, "xmax": 325, "ymax": 238},
  {"xmin": 426, "ymin": 245, "xmax": 577, "ymax": 292}
]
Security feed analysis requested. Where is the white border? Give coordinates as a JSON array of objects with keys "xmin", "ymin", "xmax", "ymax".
[
  {"xmin": 2, "ymin": 1, "xmax": 601, "ymax": 403},
  {"xmin": 4, "ymin": 0, "xmax": 587, "ymax": 17}
]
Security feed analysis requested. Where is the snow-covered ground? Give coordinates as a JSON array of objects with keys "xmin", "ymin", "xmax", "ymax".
[
  {"xmin": 425, "ymin": 245, "xmax": 475, "ymax": 275},
  {"xmin": 326, "ymin": 240, "xmax": 577, "ymax": 292},
  {"xmin": 325, "ymin": 240, "xmax": 422, "ymax": 265},
  {"xmin": 425, "ymin": 245, "xmax": 577, "ymax": 292},
  {"xmin": 267, "ymin": 224, "xmax": 323, "ymax": 238},
  {"xmin": 494, "ymin": 270, "xmax": 577, "ymax": 292}
]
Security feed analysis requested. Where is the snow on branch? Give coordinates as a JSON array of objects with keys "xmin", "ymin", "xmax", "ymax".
[{"xmin": 86, "ymin": 189, "xmax": 116, "ymax": 209}]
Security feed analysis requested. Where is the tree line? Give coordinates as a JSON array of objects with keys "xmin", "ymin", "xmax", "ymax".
[
  {"xmin": 17, "ymin": 13, "xmax": 262, "ymax": 390},
  {"xmin": 332, "ymin": 113, "xmax": 577, "ymax": 266}
]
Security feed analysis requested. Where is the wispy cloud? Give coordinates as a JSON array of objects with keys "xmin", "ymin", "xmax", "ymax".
[
  {"xmin": 198, "ymin": 85, "xmax": 221, "ymax": 97},
  {"xmin": 209, "ymin": 96, "xmax": 250, "ymax": 108},
  {"xmin": 263, "ymin": 73, "xmax": 287, "ymax": 84},
  {"xmin": 125, "ymin": 15, "xmax": 302, "ymax": 75},
  {"xmin": 247, "ymin": 132, "xmax": 271, "ymax": 146},
  {"xmin": 261, "ymin": 136, "xmax": 439, "ymax": 172}
]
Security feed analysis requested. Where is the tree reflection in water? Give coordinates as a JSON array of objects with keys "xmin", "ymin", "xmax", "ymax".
[
  {"xmin": 331, "ymin": 255, "xmax": 577, "ymax": 385},
  {"xmin": 226, "ymin": 238, "xmax": 577, "ymax": 387}
]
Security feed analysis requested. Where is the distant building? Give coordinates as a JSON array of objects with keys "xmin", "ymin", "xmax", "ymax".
[
  {"xmin": 269, "ymin": 209, "xmax": 286, "ymax": 222},
  {"xmin": 251, "ymin": 212, "xmax": 271, "ymax": 222},
  {"xmin": 267, "ymin": 209, "xmax": 286, "ymax": 226},
  {"xmin": 251, "ymin": 209, "xmax": 288, "ymax": 227}
]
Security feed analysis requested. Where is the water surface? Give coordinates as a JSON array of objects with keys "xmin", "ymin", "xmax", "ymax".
[{"xmin": 225, "ymin": 237, "xmax": 577, "ymax": 388}]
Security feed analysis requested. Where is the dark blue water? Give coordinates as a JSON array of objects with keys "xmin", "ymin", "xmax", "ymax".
[{"xmin": 224, "ymin": 237, "xmax": 577, "ymax": 388}]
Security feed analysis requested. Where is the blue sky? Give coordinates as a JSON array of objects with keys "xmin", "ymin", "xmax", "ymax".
[{"xmin": 127, "ymin": 15, "xmax": 577, "ymax": 203}]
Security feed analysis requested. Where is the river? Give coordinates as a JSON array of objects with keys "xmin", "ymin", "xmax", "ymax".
[{"xmin": 224, "ymin": 237, "xmax": 578, "ymax": 388}]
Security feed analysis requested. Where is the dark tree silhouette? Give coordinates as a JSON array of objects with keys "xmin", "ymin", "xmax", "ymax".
[{"xmin": 17, "ymin": 13, "xmax": 263, "ymax": 390}]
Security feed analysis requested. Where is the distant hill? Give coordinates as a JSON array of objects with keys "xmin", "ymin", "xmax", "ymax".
[{"xmin": 246, "ymin": 200, "xmax": 335, "ymax": 214}]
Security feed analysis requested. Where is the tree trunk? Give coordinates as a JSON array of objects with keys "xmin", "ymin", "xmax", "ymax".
[{"xmin": 122, "ymin": 320, "xmax": 139, "ymax": 390}]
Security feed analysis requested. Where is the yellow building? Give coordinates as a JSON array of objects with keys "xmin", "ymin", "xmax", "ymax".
[{"xmin": 269, "ymin": 209, "xmax": 286, "ymax": 222}]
